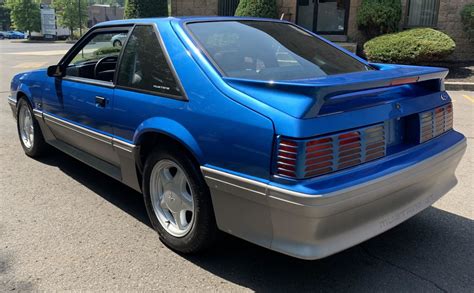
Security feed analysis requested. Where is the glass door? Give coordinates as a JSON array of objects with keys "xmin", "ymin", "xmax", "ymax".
[{"xmin": 297, "ymin": 0, "xmax": 350, "ymax": 35}]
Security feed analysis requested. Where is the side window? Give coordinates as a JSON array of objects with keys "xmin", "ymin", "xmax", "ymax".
[
  {"xmin": 117, "ymin": 25, "xmax": 182, "ymax": 97},
  {"xmin": 65, "ymin": 30, "xmax": 129, "ymax": 82}
]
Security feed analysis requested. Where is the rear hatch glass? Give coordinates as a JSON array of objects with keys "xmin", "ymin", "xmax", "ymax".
[{"xmin": 186, "ymin": 20, "xmax": 372, "ymax": 81}]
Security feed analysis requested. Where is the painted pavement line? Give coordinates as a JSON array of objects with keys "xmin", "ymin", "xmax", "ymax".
[
  {"xmin": 462, "ymin": 94, "xmax": 474, "ymax": 103},
  {"xmin": 3, "ymin": 50, "xmax": 69, "ymax": 56},
  {"xmin": 13, "ymin": 62, "xmax": 48, "ymax": 69}
]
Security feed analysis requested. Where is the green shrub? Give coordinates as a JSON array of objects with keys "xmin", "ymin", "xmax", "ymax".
[
  {"xmin": 235, "ymin": 0, "xmax": 278, "ymax": 19},
  {"xmin": 93, "ymin": 46, "xmax": 121, "ymax": 57},
  {"xmin": 364, "ymin": 28, "xmax": 455, "ymax": 64},
  {"xmin": 125, "ymin": 0, "xmax": 167, "ymax": 18},
  {"xmin": 357, "ymin": 0, "xmax": 402, "ymax": 38},
  {"xmin": 460, "ymin": 3, "xmax": 474, "ymax": 41}
]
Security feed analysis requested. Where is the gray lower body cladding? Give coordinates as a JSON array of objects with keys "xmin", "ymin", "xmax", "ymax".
[{"xmin": 201, "ymin": 139, "xmax": 466, "ymax": 260}]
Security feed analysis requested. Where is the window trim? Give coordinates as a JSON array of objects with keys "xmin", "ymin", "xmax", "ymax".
[
  {"xmin": 113, "ymin": 25, "xmax": 135, "ymax": 86},
  {"xmin": 114, "ymin": 23, "xmax": 188, "ymax": 101},
  {"xmin": 183, "ymin": 19, "xmax": 372, "ymax": 81},
  {"xmin": 404, "ymin": 0, "xmax": 440, "ymax": 28},
  {"xmin": 62, "ymin": 76, "xmax": 115, "ymax": 88}
]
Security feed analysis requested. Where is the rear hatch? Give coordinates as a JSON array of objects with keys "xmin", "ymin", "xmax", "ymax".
[
  {"xmin": 224, "ymin": 63, "xmax": 448, "ymax": 119},
  {"xmin": 224, "ymin": 64, "xmax": 453, "ymax": 179}
]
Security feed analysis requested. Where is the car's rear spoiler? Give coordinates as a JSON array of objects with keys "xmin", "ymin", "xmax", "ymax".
[{"xmin": 223, "ymin": 64, "xmax": 448, "ymax": 118}]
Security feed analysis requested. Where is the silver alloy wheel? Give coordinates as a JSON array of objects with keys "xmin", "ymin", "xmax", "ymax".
[
  {"xmin": 18, "ymin": 105, "xmax": 34, "ymax": 149},
  {"xmin": 150, "ymin": 159, "xmax": 195, "ymax": 237}
]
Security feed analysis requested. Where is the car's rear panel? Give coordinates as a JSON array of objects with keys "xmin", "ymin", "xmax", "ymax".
[
  {"xmin": 223, "ymin": 63, "xmax": 456, "ymax": 180},
  {"xmin": 274, "ymin": 102, "xmax": 453, "ymax": 180}
]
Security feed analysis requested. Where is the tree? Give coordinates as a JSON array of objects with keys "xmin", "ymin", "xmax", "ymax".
[
  {"xmin": 53, "ymin": 0, "xmax": 88, "ymax": 39},
  {"xmin": 460, "ymin": 3, "xmax": 474, "ymax": 41},
  {"xmin": 234, "ymin": 0, "xmax": 278, "ymax": 19},
  {"xmin": 5, "ymin": 0, "xmax": 41, "ymax": 33},
  {"xmin": 0, "ymin": 4, "xmax": 11, "ymax": 31},
  {"xmin": 357, "ymin": 0, "xmax": 402, "ymax": 39},
  {"xmin": 124, "ymin": 0, "xmax": 167, "ymax": 19}
]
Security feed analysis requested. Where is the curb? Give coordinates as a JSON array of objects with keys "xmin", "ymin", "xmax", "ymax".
[
  {"xmin": 445, "ymin": 82, "xmax": 474, "ymax": 91},
  {"xmin": 10, "ymin": 40, "xmax": 76, "ymax": 44}
]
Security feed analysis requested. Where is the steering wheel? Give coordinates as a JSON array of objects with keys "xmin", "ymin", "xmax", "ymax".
[{"xmin": 94, "ymin": 56, "xmax": 118, "ymax": 79}]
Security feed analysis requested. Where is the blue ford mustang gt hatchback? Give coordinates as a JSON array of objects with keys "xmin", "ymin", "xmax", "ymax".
[{"xmin": 8, "ymin": 17, "xmax": 466, "ymax": 260}]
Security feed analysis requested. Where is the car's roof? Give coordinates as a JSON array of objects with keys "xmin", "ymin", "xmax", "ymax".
[{"xmin": 93, "ymin": 16, "xmax": 289, "ymax": 28}]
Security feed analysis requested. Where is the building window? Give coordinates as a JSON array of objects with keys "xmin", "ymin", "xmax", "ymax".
[
  {"xmin": 406, "ymin": 0, "xmax": 440, "ymax": 27},
  {"xmin": 218, "ymin": 0, "xmax": 240, "ymax": 16}
]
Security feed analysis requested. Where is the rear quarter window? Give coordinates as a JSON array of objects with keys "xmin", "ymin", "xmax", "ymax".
[{"xmin": 117, "ymin": 25, "xmax": 182, "ymax": 97}]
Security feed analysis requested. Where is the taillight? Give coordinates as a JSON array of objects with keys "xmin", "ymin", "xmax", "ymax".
[
  {"xmin": 276, "ymin": 139, "xmax": 298, "ymax": 178},
  {"xmin": 419, "ymin": 103, "xmax": 453, "ymax": 143},
  {"xmin": 305, "ymin": 137, "xmax": 334, "ymax": 177},
  {"xmin": 275, "ymin": 124, "xmax": 386, "ymax": 179}
]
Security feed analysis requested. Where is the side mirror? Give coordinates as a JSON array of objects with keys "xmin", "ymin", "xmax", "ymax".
[{"xmin": 47, "ymin": 65, "xmax": 64, "ymax": 78}]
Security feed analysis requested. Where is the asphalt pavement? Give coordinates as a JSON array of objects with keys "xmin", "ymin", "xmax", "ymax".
[{"xmin": 0, "ymin": 40, "xmax": 473, "ymax": 292}]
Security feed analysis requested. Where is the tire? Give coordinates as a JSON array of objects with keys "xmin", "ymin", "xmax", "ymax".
[
  {"xmin": 16, "ymin": 98, "xmax": 48, "ymax": 157},
  {"xmin": 113, "ymin": 40, "xmax": 122, "ymax": 47},
  {"xmin": 143, "ymin": 146, "xmax": 217, "ymax": 253}
]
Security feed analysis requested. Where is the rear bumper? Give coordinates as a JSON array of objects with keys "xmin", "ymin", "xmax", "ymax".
[{"xmin": 202, "ymin": 136, "xmax": 466, "ymax": 260}]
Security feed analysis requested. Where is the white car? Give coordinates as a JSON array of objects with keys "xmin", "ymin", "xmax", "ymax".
[{"xmin": 111, "ymin": 33, "xmax": 127, "ymax": 47}]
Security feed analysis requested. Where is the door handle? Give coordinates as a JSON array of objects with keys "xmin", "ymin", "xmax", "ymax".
[{"xmin": 95, "ymin": 96, "xmax": 106, "ymax": 108}]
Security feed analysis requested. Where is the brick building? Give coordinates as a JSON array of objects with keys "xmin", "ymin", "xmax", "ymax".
[
  {"xmin": 171, "ymin": 0, "xmax": 474, "ymax": 61},
  {"xmin": 88, "ymin": 4, "xmax": 124, "ymax": 28}
]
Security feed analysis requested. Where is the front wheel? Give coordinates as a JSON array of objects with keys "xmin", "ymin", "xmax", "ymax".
[
  {"xmin": 113, "ymin": 40, "xmax": 122, "ymax": 47},
  {"xmin": 16, "ymin": 99, "xmax": 48, "ymax": 157},
  {"xmin": 143, "ymin": 147, "xmax": 217, "ymax": 253}
]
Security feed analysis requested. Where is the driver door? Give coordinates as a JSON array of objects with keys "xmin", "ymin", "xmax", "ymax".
[{"xmin": 41, "ymin": 27, "xmax": 130, "ymax": 166}]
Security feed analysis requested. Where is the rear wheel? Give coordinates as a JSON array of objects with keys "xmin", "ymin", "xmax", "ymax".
[
  {"xmin": 16, "ymin": 99, "xmax": 48, "ymax": 157},
  {"xmin": 113, "ymin": 40, "xmax": 122, "ymax": 47},
  {"xmin": 143, "ymin": 147, "xmax": 217, "ymax": 253}
]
